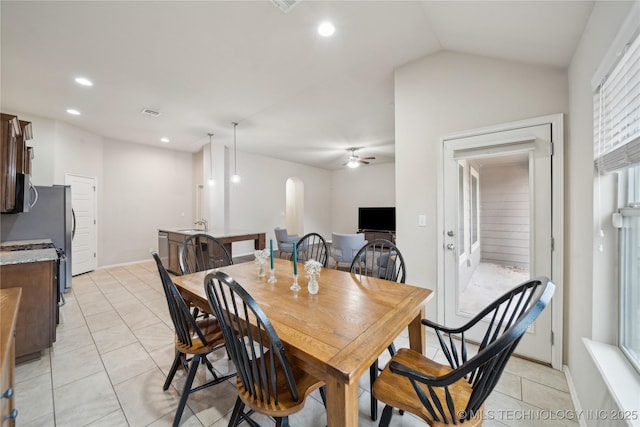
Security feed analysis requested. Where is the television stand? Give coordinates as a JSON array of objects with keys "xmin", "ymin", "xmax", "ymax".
[{"xmin": 360, "ymin": 230, "xmax": 395, "ymax": 244}]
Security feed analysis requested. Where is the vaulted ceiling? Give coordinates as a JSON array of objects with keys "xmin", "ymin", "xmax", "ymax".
[{"xmin": 1, "ymin": 1, "xmax": 594, "ymax": 169}]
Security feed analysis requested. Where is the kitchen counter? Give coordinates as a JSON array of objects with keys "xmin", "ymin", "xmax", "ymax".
[
  {"xmin": 158, "ymin": 227, "xmax": 265, "ymax": 237},
  {"xmin": 0, "ymin": 238, "xmax": 58, "ymax": 362},
  {"xmin": 158, "ymin": 228, "xmax": 266, "ymax": 275},
  {"xmin": 0, "ymin": 239, "xmax": 57, "ymax": 266}
]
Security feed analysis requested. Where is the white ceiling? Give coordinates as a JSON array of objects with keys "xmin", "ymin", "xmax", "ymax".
[{"xmin": 0, "ymin": 1, "xmax": 594, "ymax": 170}]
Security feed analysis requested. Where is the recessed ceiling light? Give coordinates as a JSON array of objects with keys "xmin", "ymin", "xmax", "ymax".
[
  {"xmin": 318, "ymin": 21, "xmax": 335, "ymax": 37},
  {"xmin": 74, "ymin": 77, "xmax": 93, "ymax": 87},
  {"xmin": 66, "ymin": 109, "xmax": 81, "ymax": 116},
  {"xmin": 160, "ymin": 137, "xmax": 170, "ymax": 143}
]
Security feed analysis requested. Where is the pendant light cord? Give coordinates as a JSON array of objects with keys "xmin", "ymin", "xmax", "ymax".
[
  {"xmin": 232, "ymin": 122, "xmax": 238, "ymax": 174},
  {"xmin": 208, "ymin": 133, "xmax": 214, "ymax": 183}
]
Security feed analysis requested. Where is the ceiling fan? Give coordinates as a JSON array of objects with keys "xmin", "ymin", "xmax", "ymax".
[{"xmin": 343, "ymin": 148, "xmax": 376, "ymax": 168}]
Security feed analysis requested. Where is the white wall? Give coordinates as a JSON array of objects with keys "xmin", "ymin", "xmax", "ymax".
[
  {"xmin": 227, "ymin": 150, "xmax": 333, "ymax": 255},
  {"xmin": 566, "ymin": 1, "xmax": 635, "ymax": 422},
  {"xmin": 394, "ymin": 51, "xmax": 568, "ymax": 318},
  {"xmin": 1, "ymin": 112, "xmax": 198, "ymax": 266},
  {"xmin": 2, "ymin": 110, "xmax": 338, "ymax": 266},
  {"xmin": 331, "ymin": 163, "xmax": 395, "ymax": 234},
  {"xmin": 101, "ymin": 138, "xmax": 194, "ymax": 266}
]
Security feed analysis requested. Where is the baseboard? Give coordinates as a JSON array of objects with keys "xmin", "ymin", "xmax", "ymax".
[
  {"xmin": 563, "ymin": 364, "xmax": 587, "ymax": 427},
  {"xmin": 97, "ymin": 258, "xmax": 150, "ymax": 270}
]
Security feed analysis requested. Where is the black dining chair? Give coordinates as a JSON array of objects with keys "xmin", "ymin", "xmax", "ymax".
[
  {"xmin": 349, "ymin": 239, "xmax": 407, "ymax": 420},
  {"xmin": 152, "ymin": 252, "xmax": 235, "ymax": 427},
  {"xmin": 373, "ymin": 277, "xmax": 555, "ymax": 427},
  {"xmin": 295, "ymin": 232, "xmax": 329, "ymax": 267},
  {"xmin": 179, "ymin": 233, "xmax": 233, "ymax": 275},
  {"xmin": 204, "ymin": 270, "xmax": 326, "ymax": 427}
]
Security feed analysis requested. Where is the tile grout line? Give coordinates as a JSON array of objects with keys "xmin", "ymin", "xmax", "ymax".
[
  {"xmin": 66, "ymin": 271, "xmax": 130, "ymax": 427},
  {"xmin": 89, "ymin": 267, "xmax": 179, "ymax": 426}
]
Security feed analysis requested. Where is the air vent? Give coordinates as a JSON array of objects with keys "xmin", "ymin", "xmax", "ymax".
[
  {"xmin": 271, "ymin": 0, "xmax": 301, "ymax": 13},
  {"xmin": 140, "ymin": 108, "xmax": 161, "ymax": 117}
]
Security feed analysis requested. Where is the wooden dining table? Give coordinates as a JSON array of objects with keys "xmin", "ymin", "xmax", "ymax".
[{"xmin": 172, "ymin": 257, "xmax": 433, "ymax": 427}]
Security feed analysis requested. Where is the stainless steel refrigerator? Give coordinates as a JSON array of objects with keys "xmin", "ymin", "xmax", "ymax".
[{"xmin": 0, "ymin": 185, "xmax": 73, "ymax": 291}]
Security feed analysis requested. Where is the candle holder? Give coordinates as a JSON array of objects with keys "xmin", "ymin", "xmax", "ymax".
[
  {"xmin": 290, "ymin": 273, "xmax": 301, "ymax": 291},
  {"xmin": 268, "ymin": 268, "xmax": 277, "ymax": 284}
]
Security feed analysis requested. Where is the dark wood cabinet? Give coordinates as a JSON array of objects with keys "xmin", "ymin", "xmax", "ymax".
[
  {"xmin": 16, "ymin": 121, "xmax": 32, "ymax": 175},
  {"xmin": 1, "ymin": 113, "xmax": 33, "ymax": 214},
  {"xmin": 1, "ymin": 114, "xmax": 20, "ymax": 213},
  {"xmin": 362, "ymin": 230, "xmax": 395, "ymax": 243},
  {"xmin": 168, "ymin": 233, "xmax": 182, "ymax": 274},
  {"xmin": 0, "ymin": 260, "xmax": 56, "ymax": 363},
  {"xmin": 0, "ymin": 288, "xmax": 20, "ymax": 427}
]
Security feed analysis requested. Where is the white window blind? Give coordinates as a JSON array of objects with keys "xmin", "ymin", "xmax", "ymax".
[{"xmin": 594, "ymin": 30, "xmax": 640, "ymax": 173}]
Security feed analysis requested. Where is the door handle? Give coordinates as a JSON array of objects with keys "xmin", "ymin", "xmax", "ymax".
[
  {"xmin": 72, "ymin": 209, "xmax": 76, "ymax": 240},
  {"xmin": 446, "ymin": 243, "xmax": 455, "ymax": 251},
  {"xmin": 28, "ymin": 184, "xmax": 38, "ymax": 208}
]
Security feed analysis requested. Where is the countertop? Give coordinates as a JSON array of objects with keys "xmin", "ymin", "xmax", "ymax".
[
  {"xmin": 0, "ymin": 238, "xmax": 58, "ymax": 266},
  {"xmin": 159, "ymin": 228, "xmax": 265, "ymax": 237},
  {"xmin": 1, "ymin": 238, "xmax": 53, "ymax": 247}
]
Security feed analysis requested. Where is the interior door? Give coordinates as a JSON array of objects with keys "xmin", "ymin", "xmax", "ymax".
[
  {"xmin": 442, "ymin": 123, "xmax": 553, "ymax": 364},
  {"xmin": 65, "ymin": 174, "xmax": 97, "ymax": 275}
]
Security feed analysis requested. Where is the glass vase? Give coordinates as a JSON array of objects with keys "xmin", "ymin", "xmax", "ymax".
[
  {"xmin": 257, "ymin": 259, "xmax": 266, "ymax": 278},
  {"xmin": 307, "ymin": 274, "xmax": 319, "ymax": 295}
]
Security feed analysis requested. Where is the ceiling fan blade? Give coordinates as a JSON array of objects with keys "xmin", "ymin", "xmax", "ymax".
[
  {"xmin": 360, "ymin": 160, "xmax": 370, "ymax": 165},
  {"xmin": 361, "ymin": 156, "xmax": 376, "ymax": 160}
]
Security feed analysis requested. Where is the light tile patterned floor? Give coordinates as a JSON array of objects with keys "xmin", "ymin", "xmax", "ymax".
[{"xmin": 14, "ymin": 261, "xmax": 578, "ymax": 426}]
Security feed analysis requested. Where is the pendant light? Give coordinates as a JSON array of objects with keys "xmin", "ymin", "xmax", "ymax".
[
  {"xmin": 207, "ymin": 133, "xmax": 215, "ymax": 186},
  {"xmin": 230, "ymin": 122, "xmax": 241, "ymax": 183}
]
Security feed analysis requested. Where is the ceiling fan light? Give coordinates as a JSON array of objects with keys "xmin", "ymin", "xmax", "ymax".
[
  {"xmin": 318, "ymin": 21, "xmax": 335, "ymax": 37},
  {"xmin": 347, "ymin": 160, "xmax": 359, "ymax": 168}
]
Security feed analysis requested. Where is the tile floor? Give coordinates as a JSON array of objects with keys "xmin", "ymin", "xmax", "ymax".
[{"xmin": 15, "ymin": 260, "xmax": 578, "ymax": 426}]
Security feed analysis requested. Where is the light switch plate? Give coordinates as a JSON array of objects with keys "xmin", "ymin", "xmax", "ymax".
[{"xmin": 418, "ymin": 214, "xmax": 426, "ymax": 227}]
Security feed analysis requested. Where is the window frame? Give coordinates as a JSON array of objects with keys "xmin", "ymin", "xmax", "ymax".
[{"xmin": 618, "ymin": 166, "xmax": 640, "ymax": 374}]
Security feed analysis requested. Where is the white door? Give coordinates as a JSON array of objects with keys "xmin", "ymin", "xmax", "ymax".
[
  {"xmin": 442, "ymin": 122, "xmax": 555, "ymax": 364},
  {"xmin": 65, "ymin": 174, "xmax": 97, "ymax": 275}
]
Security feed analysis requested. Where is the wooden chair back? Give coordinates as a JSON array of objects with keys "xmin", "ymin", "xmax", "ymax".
[
  {"xmin": 383, "ymin": 278, "xmax": 555, "ymax": 425},
  {"xmin": 179, "ymin": 233, "xmax": 232, "ymax": 275},
  {"xmin": 296, "ymin": 232, "xmax": 329, "ymax": 267},
  {"xmin": 153, "ymin": 252, "xmax": 207, "ymax": 348},
  {"xmin": 349, "ymin": 239, "xmax": 407, "ymax": 283},
  {"xmin": 205, "ymin": 270, "xmax": 299, "ymax": 405}
]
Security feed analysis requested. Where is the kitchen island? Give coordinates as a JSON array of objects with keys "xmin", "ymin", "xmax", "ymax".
[{"xmin": 158, "ymin": 228, "xmax": 266, "ymax": 275}]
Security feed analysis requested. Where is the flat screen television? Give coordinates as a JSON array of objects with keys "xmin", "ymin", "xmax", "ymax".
[{"xmin": 358, "ymin": 207, "xmax": 396, "ymax": 232}]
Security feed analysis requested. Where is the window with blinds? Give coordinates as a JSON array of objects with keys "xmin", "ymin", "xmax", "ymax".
[
  {"xmin": 593, "ymin": 16, "xmax": 640, "ymax": 374},
  {"xmin": 594, "ymin": 31, "xmax": 640, "ymax": 173}
]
